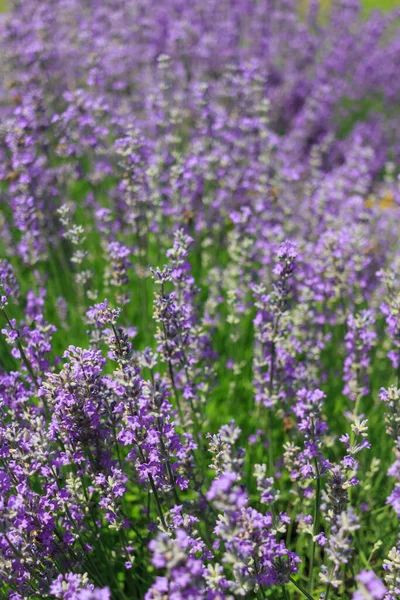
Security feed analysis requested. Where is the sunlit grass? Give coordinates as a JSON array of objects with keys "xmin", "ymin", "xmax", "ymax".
[
  {"xmin": 363, "ymin": 0, "xmax": 400, "ymax": 8},
  {"xmin": 299, "ymin": 0, "xmax": 400, "ymax": 14}
]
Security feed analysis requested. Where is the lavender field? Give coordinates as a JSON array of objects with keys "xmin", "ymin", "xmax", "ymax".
[{"xmin": 2, "ymin": 1, "xmax": 400, "ymax": 599}]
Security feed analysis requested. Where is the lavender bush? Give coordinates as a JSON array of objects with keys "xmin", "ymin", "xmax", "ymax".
[{"xmin": 1, "ymin": 0, "xmax": 400, "ymax": 598}]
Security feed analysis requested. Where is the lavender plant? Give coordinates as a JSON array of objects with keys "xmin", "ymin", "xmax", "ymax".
[{"xmin": 1, "ymin": 0, "xmax": 400, "ymax": 598}]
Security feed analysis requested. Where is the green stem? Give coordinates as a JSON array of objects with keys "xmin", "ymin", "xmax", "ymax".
[
  {"xmin": 1, "ymin": 308, "xmax": 50, "ymax": 416},
  {"xmin": 282, "ymin": 585, "xmax": 290, "ymax": 600},
  {"xmin": 112, "ymin": 323, "xmax": 124, "ymax": 359},
  {"xmin": 267, "ymin": 408, "xmax": 274, "ymax": 478},
  {"xmin": 135, "ymin": 441, "xmax": 167, "ymax": 529},
  {"xmin": 266, "ymin": 334, "xmax": 276, "ymax": 477},
  {"xmin": 308, "ymin": 458, "xmax": 321, "ymax": 593},
  {"xmin": 286, "ymin": 512, "xmax": 294, "ymax": 547},
  {"xmin": 48, "ymin": 465, "xmax": 108, "ymax": 590},
  {"xmin": 157, "ymin": 417, "xmax": 180, "ymax": 505},
  {"xmin": 325, "ymin": 582, "xmax": 331, "ymax": 600},
  {"xmin": 2, "ymin": 309, "xmax": 39, "ymax": 387},
  {"xmin": 148, "ymin": 473, "xmax": 167, "ymax": 529},
  {"xmin": 167, "ymin": 359, "xmax": 184, "ymax": 424},
  {"xmin": 3, "ymin": 533, "xmax": 39, "ymax": 587},
  {"xmin": 289, "ymin": 576, "xmax": 314, "ymax": 600}
]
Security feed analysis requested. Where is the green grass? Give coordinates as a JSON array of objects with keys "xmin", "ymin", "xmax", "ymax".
[
  {"xmin": 299, "ymin": 0, "xmax": 400, "ymax": 14},
  {"xmin": 363, "ymin": 0, "xmax": 400, "ymax": 8}
]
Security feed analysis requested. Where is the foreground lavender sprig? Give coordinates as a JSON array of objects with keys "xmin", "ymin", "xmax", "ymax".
[{"xmin": 353, "ymin": 570, "xmax": 387, "ymax": 600}]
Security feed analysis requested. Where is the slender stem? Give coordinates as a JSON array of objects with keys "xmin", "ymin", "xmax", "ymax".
[
  {"xmin": 286, "ymin": 512, "xmax": 294, "ymax": 547},
  {"xmin": 112, "ymin": 323, "xmax": 124, "ymax": 359},
  {"xmin": 178, "ymin": 330, "xmax": 204, "ymax": 432},
  {"xmin": 325, "ymin": 582, "xmax": 331, "ymax": 600},
  {"xmin": 348, "ymin": 391, "xmax": 362, "ymax": 503},
  {"xmin": 267, "ymin": 335, "xmax": 276, "ymax": 477},
  {"xmin": 157, "ymin": 416, "xmax": 180, "ymax": 505},
  {"xmin": 104, "ymin": 395, "xmax": 124, "ymax": 468},
  {"xmin": 148, "ymin": 473, "xmax": 167, "ymax": 529},
  {"xmin": 289, "ymin": 576, "xmax": 314, "ymax": 600},
  {"xmin": 1, "ymin": 308, "xmax": 51, "ymax": 416},
  {"xmin": 135, "ymin": 441, "xmax": 167, "ymax": 529},
  {"xmin": 159, "ymin": 283, "xmax": 188, "ymax": 426},
  {"xmin": 147, "ymin": 490, "xmax": 151, "ymax": 524},
  {"xmin": 3, "ymin": 533, "xmax": 39, "ymax": 586},
  {"xmin": 2, "ymin": 308, "xmax": 40, "ymax": 388},
  {"xmin": 49, "ymin": 465, "xmax": 107, "ymax": 590},
  {"xmin": 308, "ymin": 458, "xmax": 321, "ymax": 593},
  {"xmin": 167, "ymin": 359, "xmax": 184, "ymax": 424},
  {"xmin": 267, "ymin": 408, "xmax": 274, "ymax": 478},
  {"xmin": 282, "ymin": 585, "xmax": 290, "ymax": 600}
]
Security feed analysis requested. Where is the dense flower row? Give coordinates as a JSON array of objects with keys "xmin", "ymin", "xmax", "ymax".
[{"xmin": 1, "ymin": 0, "xmax": 400, "ymax": 598}]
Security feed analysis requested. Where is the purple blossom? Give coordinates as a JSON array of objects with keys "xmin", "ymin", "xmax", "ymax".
[
  {"xmin": 50, "ymin": 574, "xmax": 110, "ymax": 600},
  {"xmin": 353, "ymin": 570, "xmax": 387, "ymax": 600},
  {"xmin": 343, "ymin": 310, "xmax": 376, "ymax": 402}
]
